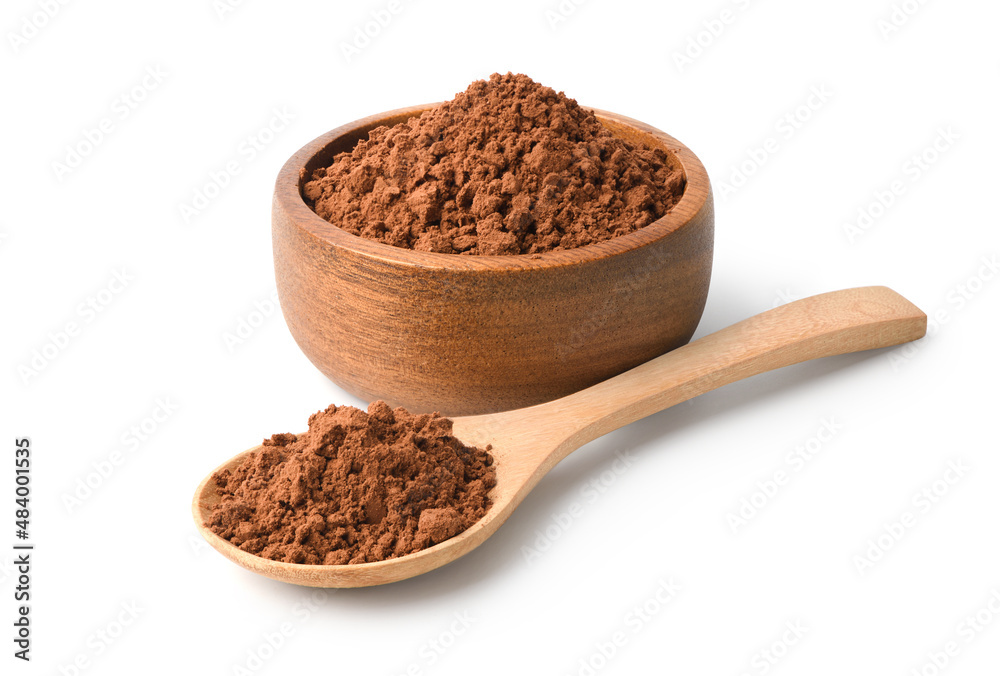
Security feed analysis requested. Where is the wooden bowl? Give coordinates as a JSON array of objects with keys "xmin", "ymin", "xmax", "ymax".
[{"xmin": 272, "ymin": 104, "xmax": 713, "ymax": 416}]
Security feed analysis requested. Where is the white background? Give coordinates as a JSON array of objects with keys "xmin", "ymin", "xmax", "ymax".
[{"xmin": 2, "ymin": 0, "xmax": 998, "ymax": 673}]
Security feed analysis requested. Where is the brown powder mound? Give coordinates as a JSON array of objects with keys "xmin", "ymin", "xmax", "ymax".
[
  {"xmin": 303, "ymin": 72, "xmax": 685, "ymax": 255},
  {"xmin": 208, "ymin": 401, "xmax": 496, "ymax": 565}
]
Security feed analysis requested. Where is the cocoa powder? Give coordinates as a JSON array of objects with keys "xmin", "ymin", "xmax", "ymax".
[
  {"xmin": 208, "ymin": 401, "xmax": 495, "ymax": 565},
  {"xmin": 303, "ymin": 72, "xmax": 685, "ymax": 255}
]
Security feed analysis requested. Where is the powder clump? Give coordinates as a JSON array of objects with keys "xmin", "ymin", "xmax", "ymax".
[
  {"xmin": 304, "ymin": 72, "xmax": 685, "ymax": 255},
  {"xmin": 208, "ymin": 401, "xmax": 496, "ymax": 565}
]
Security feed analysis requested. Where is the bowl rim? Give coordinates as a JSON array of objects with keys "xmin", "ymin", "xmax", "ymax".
[{"xmin": 274, "ymin": 103, "xmax": 712, "ymax": 271}]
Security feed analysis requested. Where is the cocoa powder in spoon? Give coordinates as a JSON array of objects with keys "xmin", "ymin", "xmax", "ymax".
[
  {"xmin": 209, "ymin": 401, "xmax": 495, "ymax": 565},
  {"xmin": 303, "ymin": 72, "xmax": 685, "ymax": 255}
]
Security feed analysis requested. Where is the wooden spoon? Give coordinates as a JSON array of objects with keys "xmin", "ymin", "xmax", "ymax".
[{"xmin": 193, "ymin": 286, "xmax": 925, "ymax": 587}]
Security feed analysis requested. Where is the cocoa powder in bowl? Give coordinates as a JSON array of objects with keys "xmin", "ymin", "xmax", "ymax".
[
  {"xmin": 208, "ymin": 401, "xmax": 495, "ymax": 565},
  {"xmin": 303, "ymin": 72, "xmax": 685, "ymax": 255}
]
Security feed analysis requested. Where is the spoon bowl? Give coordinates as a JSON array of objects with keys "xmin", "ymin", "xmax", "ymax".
[{"xmin": 193, "ymin": 286, "xmax": 926, "ymax": 587}]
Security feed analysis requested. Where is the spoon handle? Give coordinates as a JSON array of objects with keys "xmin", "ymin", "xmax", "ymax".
[{"xmin": 536, "ymin": 286, "xmax": 926, "ymax": 452}]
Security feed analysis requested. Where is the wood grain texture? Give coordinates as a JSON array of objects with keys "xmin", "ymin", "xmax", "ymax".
[
  {"xmin": 193, "ymin": 286, "xmax": 926, "ymax": 588},
  {"xmin": 272, "ymin": 104, "xmax": 714, "ymax": 416}
]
